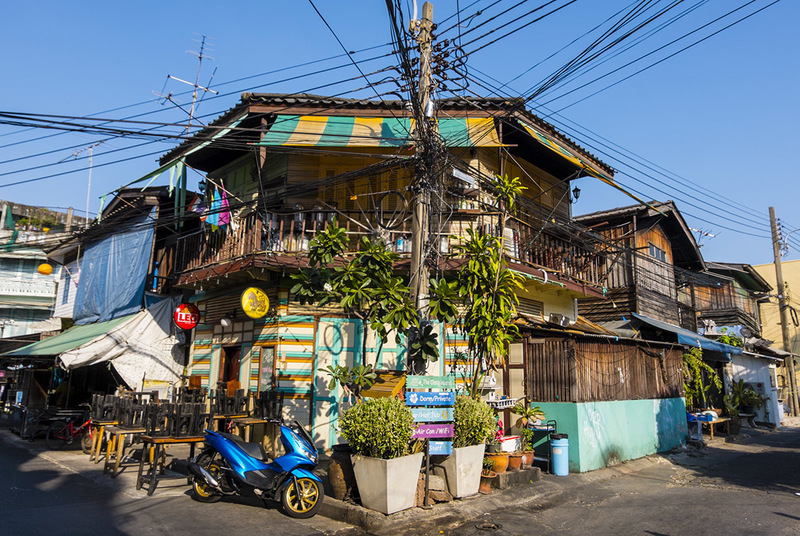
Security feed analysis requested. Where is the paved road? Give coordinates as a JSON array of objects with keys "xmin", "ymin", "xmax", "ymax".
[
  {"xmin": 440, "ymin": 425, "xmax": 800, "ymax": 536},
  {"xmin": 0, "ymin": 426, "xmax": 361, "ymax": 536}
]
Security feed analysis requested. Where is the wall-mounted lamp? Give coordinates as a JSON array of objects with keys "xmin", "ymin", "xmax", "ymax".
[
  {"xmin": 571, "ymin": 185, "xmax": 581, "ymax": 203},
  {"xmin": 219, "ymin": 310, "xmax": 237, "ymax": 328}
]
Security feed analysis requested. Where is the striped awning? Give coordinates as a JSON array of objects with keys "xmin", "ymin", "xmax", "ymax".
[
  {"xmin": 518, "ymin": 120, "xmax": 612, "ymax": 182},
  {"xmin": 259, "ymin": 115, "xmax": 503, "ymax": 148},
  {"xmin": 518, "ymin": 120, "xmax": 662, "ymax": 210}
]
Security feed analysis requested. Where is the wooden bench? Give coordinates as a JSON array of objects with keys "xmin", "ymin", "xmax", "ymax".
[
  {"xmin": 135, "ymin": 435, "xmax": 205, "ymax": 496},
  {"xmin": 89, "ymin": 420, "xmax": 117, "ymax": 463},
  {"xmin": 703, "ymin": 417, "xmax": 730, "ymax": 440},
  {"xmin": 103, "ymin": 426, "xmax": 146, "ymax": 477}
]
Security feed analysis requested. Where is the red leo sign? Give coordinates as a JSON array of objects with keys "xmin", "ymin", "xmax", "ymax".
[{"xmin": 174, "ymin": 303, "xmax": 200, "ymax": 330}]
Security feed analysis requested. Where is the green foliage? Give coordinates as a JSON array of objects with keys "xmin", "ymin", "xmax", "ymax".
[
  {"xmin": 482, "ymin": 456, "xmax": 494, "ymax": 472},
  {"xmin": 717, "ymin": 327, "xmax": 743, "ymax": 348},
  {"xmin": 452, "ymin": 395, "xmax": 496, "ymax": 448},
  {"xmin": 682, "ymin": 347, "xmax": 721, "ymax": 410},
  {"xmin": 728, "ymin": 378, "xmax": 766, "ymax": 412},
  {"xmin": 290, "ymin": 219, "xmax": 419, "ymax": 360},
  {"xmin": 510, "ymin": 402, "xmax": 545, "ymax": 429},
  {"xmin": 408, "ymin": 322, "xmax": 440, "ymax": 364},
  {"xmin": 319, "ymin": 364, "xmax": 378, "ymax": 401},
  {"xmin": 338, "ymin": 397, "xmax": 414, "ymax": 459},
  {"xmin": 491, "ymin": 173, "xmax": 526, "ymax": 214},
  {"xmin": 519, "ymin": 428, "xmax": 534, "ymax": 451}
]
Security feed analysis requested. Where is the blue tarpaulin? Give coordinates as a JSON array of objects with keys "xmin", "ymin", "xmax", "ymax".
[
  {"xmin": 631, "ymin": 313, "xmax": 743, "ymax": 357},
  {"xmin": 72, "ymin": 208, "xmax": 156, "ymax": 325}
]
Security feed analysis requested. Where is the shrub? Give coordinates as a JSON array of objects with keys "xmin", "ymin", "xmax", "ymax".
[
  {"xmin": 453, "ymin": 395, "xmax": 495, "ymax": 448},
  {"xmin": 338, "ymin": 397, "xmax": 414, "ymax": 459}
]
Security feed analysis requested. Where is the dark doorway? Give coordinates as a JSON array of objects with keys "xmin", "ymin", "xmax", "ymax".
[{"xmin": 220, "ymin": 346, "xmax": 241, "ymax": 384}]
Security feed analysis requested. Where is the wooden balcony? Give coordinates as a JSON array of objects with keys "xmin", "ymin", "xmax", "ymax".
[{"xmin": 174, "ymin": 208, "xmax": 606, "ymax": 289}]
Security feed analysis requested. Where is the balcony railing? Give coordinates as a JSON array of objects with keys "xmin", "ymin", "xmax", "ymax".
[{"xmin": 175, "ymin": 208, "xmax": 605, "ymax": 288}]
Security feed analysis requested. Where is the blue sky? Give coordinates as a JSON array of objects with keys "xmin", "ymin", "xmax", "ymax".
[{"xmin": 1, "ymin": 0, "xmax": 797, "ymax": 265}]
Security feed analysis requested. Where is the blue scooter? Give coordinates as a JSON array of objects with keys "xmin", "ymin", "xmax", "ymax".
[{"xmin": 187, "ymin": 420, "xmax": 323, "ymax": 518}]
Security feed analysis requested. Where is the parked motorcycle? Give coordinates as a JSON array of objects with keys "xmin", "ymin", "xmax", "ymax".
[{"xmin": 187, "ymin": 420, "xmax": 323, "ymax": 518}]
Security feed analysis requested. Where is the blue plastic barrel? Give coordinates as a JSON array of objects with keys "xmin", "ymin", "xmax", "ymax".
[{"xmin": 550, "ymin": 433, "xmax": 569, "ymax": 476}]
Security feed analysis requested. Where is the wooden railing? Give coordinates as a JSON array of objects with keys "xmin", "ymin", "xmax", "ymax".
[{"xmin": 174, "ymin": 208, "xmax": 605, "ymax": 288}]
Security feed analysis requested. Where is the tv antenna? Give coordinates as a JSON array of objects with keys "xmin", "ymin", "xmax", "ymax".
[{"xmin": 155, "ymin": 34, "xmax": 219, "ymax": 133}]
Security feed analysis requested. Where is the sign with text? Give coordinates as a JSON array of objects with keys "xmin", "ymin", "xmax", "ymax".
[
  {"xmin": 405, "ymin": 391, "xmax": 455, "ymax": 406},
  {"xmin": 411, "ymin": 407, "xmax": 453, "ymax": 423},
  {"xmin": 428, "ymin": 440, "xmax": 453, "ymax": 455},
  {"xmin": 405, "ymin": 375, "xmax": 456, "ymax": 390},
  {"xmin": 412, "ymin": 423, "xmax": 454, "ymax": 439}
]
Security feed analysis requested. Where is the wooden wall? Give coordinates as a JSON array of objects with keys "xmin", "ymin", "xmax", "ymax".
[{"xmin": 525, "ymin": 335, "xmax": 684, "ymax": 403}]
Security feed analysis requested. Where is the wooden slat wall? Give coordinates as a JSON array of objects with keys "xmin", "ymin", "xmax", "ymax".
[
  {"xmin": 578, "ymin": 287, "xmax": 636, "ymax": 323},
  {"xmin": 572, "ymin": 339, "xmax": 683, "ymax": 402},
  {"xmin": 525, "ymin": 337, "xmax": 575, "ymax": 402},
  {"xmin": 525, "ymin": 336, "xmax": 683, "ymax": 403}
]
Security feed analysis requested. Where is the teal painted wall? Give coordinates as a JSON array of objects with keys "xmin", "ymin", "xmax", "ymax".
[{"xmin": 535, "ymin": 398, "xmax": 686, "ymax": 473}]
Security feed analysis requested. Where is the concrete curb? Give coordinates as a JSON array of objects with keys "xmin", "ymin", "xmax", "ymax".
[{"xmin": 316, "ymin": 456, "xmax": 664, "ymax": 533}]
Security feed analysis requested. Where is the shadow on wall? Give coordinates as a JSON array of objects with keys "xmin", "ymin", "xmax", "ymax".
[{"xmin": 655, "ymin": 397, "xmax": 687, "ymax": 453}]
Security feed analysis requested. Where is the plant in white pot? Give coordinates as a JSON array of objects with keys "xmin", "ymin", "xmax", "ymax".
[
  {"xmin": 440, "ymin": 395, "xmax": 496, "ymax": 498},
  {"xmin": 338, "ymin": 396, "xmax": 421, "ymax": 514}
]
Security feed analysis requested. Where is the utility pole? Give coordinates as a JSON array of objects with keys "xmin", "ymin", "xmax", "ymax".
[
  {"xmin": 409, "ymin": 1, "xmax": 434, "ymax": 316},
  {"xmin": 770, "ymin": 206, "xmax": 799, "ymax": 416}
]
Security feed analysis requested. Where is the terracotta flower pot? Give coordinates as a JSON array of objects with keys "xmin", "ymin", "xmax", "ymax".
[
  {"xmin": 486, "ymin": 451, "xmax": 509, "ymax": 473},
  {"xmin": 479, "ymin": 471, "xmax": 497, "ymax": 494},
  {"xmin": 521, "ymin": 449, "xmax": 535, "ymax": 468},
  {"xmin": 508, "ymin": 452, "xmax": 523, "ymax": 471}
]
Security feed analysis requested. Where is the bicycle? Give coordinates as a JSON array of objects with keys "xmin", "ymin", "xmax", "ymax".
[{"xmin": 45, "ymin": 404, "xmax": 93, "ymax": 453}]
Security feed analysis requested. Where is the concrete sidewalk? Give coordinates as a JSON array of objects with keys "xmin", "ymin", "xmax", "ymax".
[{"xmin": 319, "ymin": 417, "xmax": 800, "ymax": 534}]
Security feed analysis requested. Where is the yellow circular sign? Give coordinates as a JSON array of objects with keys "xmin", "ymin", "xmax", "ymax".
[{"xmin": 241, "ymin": 287, "xmax": 270, "ymax": 319}]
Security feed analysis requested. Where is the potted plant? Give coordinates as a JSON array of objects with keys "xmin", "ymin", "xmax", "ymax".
[
  {"xmin": 440, "ymin": 395, "xmax": 495, "ymax": 498},
  {"xmin": 479, "ymin": 457, "xmax": 496, "ymax": 495},
  {"xmin": 338, "ymin": 396, "xmax": 421, "ymax": 514},
  {"xmin": 519, "ymin": 427, "xmax": 535, "ymax": 468},
  {"xmin": 484, "ymin": 414, "xmax": 509, "ymax": 472},
  {"xmin": 723, "ymin": 392, "xmax": 742, "ymax": 435},
  {"xmin": 511, "ymin": 401, "xmax": 545, "ymax": 429}
]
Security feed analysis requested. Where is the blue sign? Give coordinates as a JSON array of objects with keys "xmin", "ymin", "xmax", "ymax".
[
  {"xmin": 428, "ymin": 441, "xmax": 453, "ymax": 455},
  {"xmin": 411, "ymin": 407, "xmax": 454, "ymax": 423},
  {"xmin": 405, "ymin": 391, "xmax": 455, "ymax": 406}
]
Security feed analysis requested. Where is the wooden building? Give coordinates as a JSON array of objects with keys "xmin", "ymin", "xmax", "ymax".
[{"xmin": 160, "ymin": 93, "xmax": 620, "ymax": 449}]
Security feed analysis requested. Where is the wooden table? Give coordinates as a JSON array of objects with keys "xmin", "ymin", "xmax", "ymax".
[
  {"xmin": 703, "ymin": 417, "xmax": 731, "ymax": 440},
  {"xmin": 209, "ymin": 414, "xmax": 248, "ymax": 433},
  {"xmin": 230, "ymin": 417, "xmax": 269, "ymax": 442},
  {"xmin": 103, "ymin": 426, "xmax": 146, "ymax": 477},
  {"xmin": 135, "ymin": 435, "xmax": 205, "ymax": 496},
  {"xmin": 89, "ymin": 420, "xmax": 118, "ymax": 463}
]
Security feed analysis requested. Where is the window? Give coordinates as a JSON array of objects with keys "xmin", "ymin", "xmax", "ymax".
[
  {"xmin": 61, "ymin": 270, "xmax": 71, "ymax": 304},
  {"xmin": 649, "ymin": 243, "xmax": 667, "ymax": 262}
]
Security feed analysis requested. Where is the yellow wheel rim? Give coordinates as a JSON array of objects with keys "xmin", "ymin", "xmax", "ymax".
[
  {"xmin": 194, "ymin": 462, "xmax": 221, "ymax": 498},
  {"xmin": 285, "ymin": 478, "xmax": 319, "ymax": 514}
]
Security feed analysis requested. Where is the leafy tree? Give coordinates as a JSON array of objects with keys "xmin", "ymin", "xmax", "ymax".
[
  {"xmin": 682, "ymin": 347, "xmax": 721, "ymax": 410},
  {"xmin": 429, "ymin": 174, "xmax": 526, "ymax": 397},
  {"xmin": 291, "ymin": 218, "xmax": 421, "ymax": 369}
]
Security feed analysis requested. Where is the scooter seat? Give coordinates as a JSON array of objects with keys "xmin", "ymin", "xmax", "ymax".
[{"xmin": 218, "ymin": 431, "xmax": 269, "ymax": 461}]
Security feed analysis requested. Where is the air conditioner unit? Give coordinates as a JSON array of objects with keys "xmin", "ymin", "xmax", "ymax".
[{"xmin": 549, "ymin": 313, "xmax": 570, "ymax": 327}]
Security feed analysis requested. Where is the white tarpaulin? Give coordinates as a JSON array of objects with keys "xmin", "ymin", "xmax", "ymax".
[{"xmin": 59, "ymin": 297, "xmax": 185, "ymax": 390}]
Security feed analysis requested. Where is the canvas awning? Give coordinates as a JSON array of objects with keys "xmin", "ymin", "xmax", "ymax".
[
  {"xmin": 258, "ymin": 115, "xmax": 503, "ymax": 148},
  {"xmin": 2, "ymin": 298, "xmax": 184, "ymax": 390},
  {"xmin": 631, "ymin": 313, "xmax": 743, "ymax": 358},
  {"xmin": 2, "ymin": 315, "xmax": 133, "ymax": 358}
]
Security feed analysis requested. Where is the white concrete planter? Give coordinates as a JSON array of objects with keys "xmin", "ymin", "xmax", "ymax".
[
  {"xmin": 351, "ymin": 452, "xmax": 424, "ymax": 514},
  {"xmin": 440, "ymin": 443, "xmax": 485, "ymax": 498}
]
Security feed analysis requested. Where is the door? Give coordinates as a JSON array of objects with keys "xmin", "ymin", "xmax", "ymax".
[{"xmin": 220, "ymin": 346, "xmax": 242, "ymax": 385}]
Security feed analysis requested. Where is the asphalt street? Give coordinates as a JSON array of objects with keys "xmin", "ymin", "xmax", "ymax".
[
  {"xmin": 2, "ymin": 418, "xmax": 798, "ymax": 536},
  {"xmin": 436, "ymin": 423, "xmax": 800, "ymax": 536},
  {"xmin": 0, "ymin": 423, "xmax": 361, "ymax": 536}
]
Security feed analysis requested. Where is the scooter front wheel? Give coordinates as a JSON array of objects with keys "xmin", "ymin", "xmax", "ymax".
[{"xmin": 281, "ymin": 477, "xmax": 324, "ymax": 519}]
